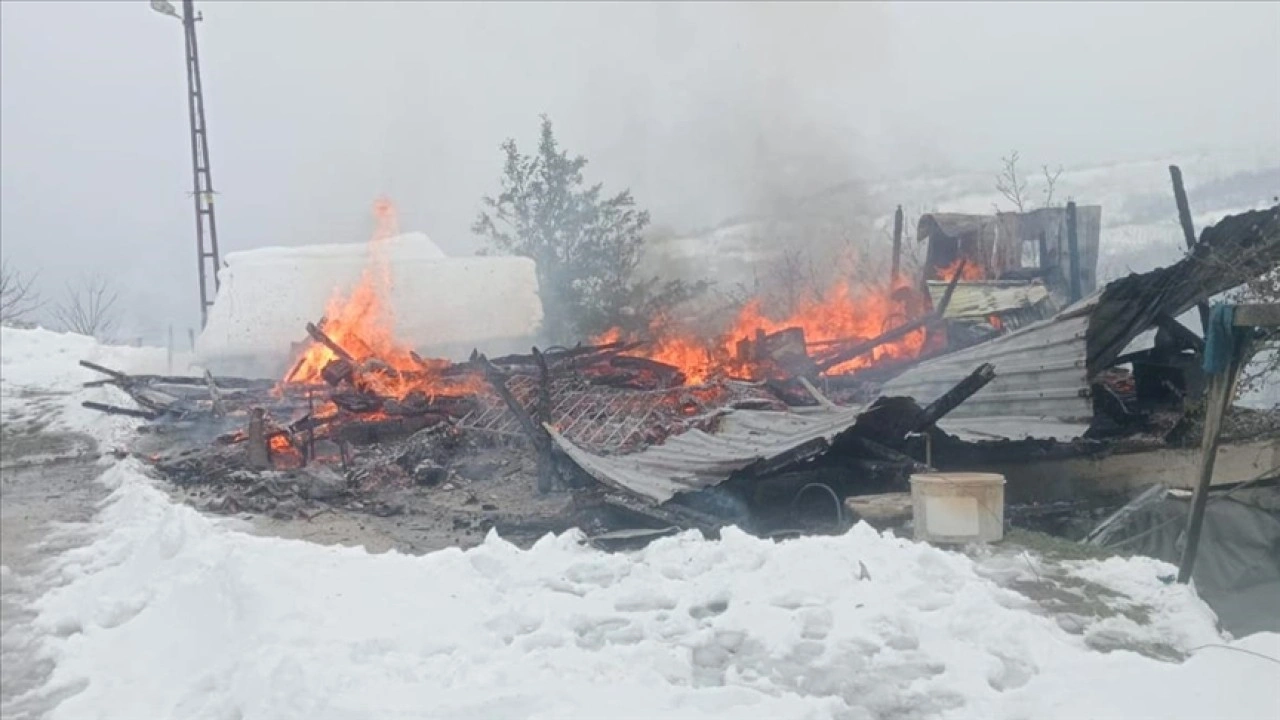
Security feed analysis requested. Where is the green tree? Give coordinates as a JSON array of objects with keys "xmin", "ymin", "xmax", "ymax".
[{"xmin": 473, "ymin": 116, "xmax": 700, "ymax": 343}]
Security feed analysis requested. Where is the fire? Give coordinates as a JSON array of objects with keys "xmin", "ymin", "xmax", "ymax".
[
  {"xmin": 268, "ymin": 433, "xmax": 303, "ymax": 469},
  {"xmin": 725, "ymin": 281, "xmax": 926, "ymax": 375},
  {"xmin": 934, "ymin": 257, "xmax": 985, "ymax": 282},
  {"xmin": 282, "ymin": 199, "xmax": 483, "ymax": 399},
  {"xmin": 597, "ymin": 277, "xmax": 930, "ymax": 382}
]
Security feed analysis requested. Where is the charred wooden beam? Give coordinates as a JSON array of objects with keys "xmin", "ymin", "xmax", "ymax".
[
  {"xmin": 305, "ymin": 322, "xmax": 356, "ymax": 365},
  {"xmin": 1153, "ymin": 313, "xmax": 1205, "ymax": 353},
  {"xmin": 891, "ymin": 204, "xmax": 904, "ymax": 282},
  {"xmin": 1169, "ymin": 165, "xmax": 1211, "ymax": 334},
  {"xmin": 247, "ymin": 408, "xmax": 270, "ymax": 469},
  {"xmin": 79, "ymin": 360, "xmax": 127, "ymax": 381},
  {"xmin": 1066, "ymin": 201, "xmax": 1082, "ymax": 303},
  {"xmin": 1233, "ymin": 303, "xmax": 1280, "ymax": 327},
  {"xmin": 797, "ymin": 376, "xmax": 838, "ymax": 409},
  {"xmin": 330, "ymin": 390, "xmax": 383, "ymax": 414},
  {"xmin": 912, "ymin": 362, "xmax": 996, "ymax": 431},
  {"xmin": 741, "ymin": 437, "xmax": 831, "ymax": 478},
  {"xmin": 813, "ymin": 260, "xmax": 966, "ymax": 374},
  {"xmin": 532, "ymin": 347, "xmax": 553, "ymax": 424},
  {"xmin": 321, "ymin": 358, "xmax": 355, "ymax": 386},
  {"xmin": 336, "ymin": 414, "xmax": 443, "ymax": 445},
  {"xmin": 80, "ymin": 401, "xmax": 159, "ymax": 420},
  {"xmin": 487, "ymin": 341, "xmax": 642, "ymax": 369},
  {"xmin": 842, "ymin": 435, "xmax": 931, "ymax": 473}
]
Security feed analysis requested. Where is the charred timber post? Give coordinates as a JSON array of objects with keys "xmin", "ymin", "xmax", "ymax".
[
  {"xmin": 1177, "ymin": 338, "xmax": 1249, "ymax": 583},
  {"xmin": 247, "ymin": 407, "xmax": 270, "ymax": 469},
  {"xmin": 531, "ymin": 347, "xmax": 553, "ymax": 424},
  {"xmin": 305, "ymin": 322, "xmax": 356, "ymax": 365},
  {"xmin": 913, "ymin": 363, "xmax": 996, "ymax": 431},
  {"xmin": 891, "ymin": 205, "xmax": 904, "ymax": 282},
  {"xmin": 1066, "ymin": 201, "xmax": 1082, "ymax": 304},
  {"xmin": 1179, "ymin": 304, "xmax": 1279, "ymax": 583},
  {"xmin": 306, "ymin": 388, "xmax": 316, "ymax": 465},
  {"xmin": 813, "ymin": 260, "xmax": 966, "ymax": 375},
  {"xmin": 203, "ymin": 369, "xmax": 226, "ymax": 417},
  {"xmin": 1169, "ymin": 165, "xmax": 1211, "ymax": 334},
  {"xmin": 477, "ymin": 353, "xmax": 560, "ymax": 492}
]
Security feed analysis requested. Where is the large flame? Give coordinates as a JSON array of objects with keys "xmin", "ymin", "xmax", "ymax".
[
  {"xmin": 283, "ymin": 199, "xmax": 482, "ymax": 398},
  {"xmin": 598, "ymin": 276, "xmax": 930, "ymax": 383}
]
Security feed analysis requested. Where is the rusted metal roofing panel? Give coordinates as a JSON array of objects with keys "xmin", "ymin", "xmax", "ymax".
[
  {"xmin": 548, "ymin": 405, "xmax": 862, "ymax": 504},
  {"xmin": 926, "ymin": 281, "xmax": 1051, "ymax": 319},
  {"xmin": 881, "ymin": 301, "xmax": 1094, "ymax": 422}
]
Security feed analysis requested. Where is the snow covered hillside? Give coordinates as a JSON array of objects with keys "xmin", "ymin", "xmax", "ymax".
[
  {"xmin": 645, "ymin": 149, "xmax": 1279, "ymax": 294},
  {"xmin": 2, "ymin": 327, "xmax": 1279, "ymax": 720}
]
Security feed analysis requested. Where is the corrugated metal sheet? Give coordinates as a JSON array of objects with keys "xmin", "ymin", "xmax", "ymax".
[
  {"xmin": 882, "ymin": 300, "xmax": 1095, "ymax": 422},
  {"xmin": 926, "ymin": 281, "xmax": 1050, "ymax": 319},
  {"xmin": 548, "ymin": 405, "xmax": 862, "ymax": 504},
  {"xmin": 936, "ymin": 416, "xmax": 1091, "ymax": 442}
]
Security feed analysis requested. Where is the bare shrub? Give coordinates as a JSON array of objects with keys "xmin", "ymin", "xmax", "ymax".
[
  {"xmin": 1041, "ymin": 164, "xmax": 1064, "ymax": 208},
  {"xmin": 53, "ymin": 274, "xmax": 119, "ymax": 339},
  {"xmin": 996, "ymin": 151, "xmax": 1028, "ymax": 212},
  {"xmin": 0, "ymin": 260, "xmax": 43, "ymax": 325},
  {"xmin": 995, "ymin": 152, "xmax": 1065, "ymax": 212}
]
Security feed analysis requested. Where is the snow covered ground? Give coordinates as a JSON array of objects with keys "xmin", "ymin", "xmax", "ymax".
[{"xmin": 3, "ymin": 327, "xmax": 1279, "ymax": 720}]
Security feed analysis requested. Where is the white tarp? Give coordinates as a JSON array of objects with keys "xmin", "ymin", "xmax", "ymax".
[{"xmin": 195, "ymin": 233, "xmax": 543, "ymax": 378}]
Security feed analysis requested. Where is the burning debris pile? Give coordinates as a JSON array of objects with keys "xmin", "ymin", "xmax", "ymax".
[
  {"xmin": 86, "ymin": 326, "xmax": 991, "ymax": 539},
  {"xmin": 79, "ymin": 237, "xmax": 994, "ymax": 542},
  {"xmin": 80, "ymin": 194, "xmax": 1280, "ymax": 548}
]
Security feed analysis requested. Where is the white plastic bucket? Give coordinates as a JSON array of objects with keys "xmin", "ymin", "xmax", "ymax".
[{"xmin": 909, "ymin": 472, "xmax": 1006, "ymax": 544}]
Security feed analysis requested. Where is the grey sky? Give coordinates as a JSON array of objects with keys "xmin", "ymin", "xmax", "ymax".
[{"xmin": 2, "ymin": 1, "xmax": 1278, "ymax": 339}]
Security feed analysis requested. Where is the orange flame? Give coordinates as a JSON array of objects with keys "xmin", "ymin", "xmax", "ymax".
[
  {"xmin": 934, "ymin": 257, "xmax": 985, "ymax": 282},
  {"xmin": 597, "ymin": 277, "xmax": 930, "ymax": 382},
  {"xmin": 282, "ymin": 199, "xmax": 483, "ymax": 398},
  {"xmin": 725, "ymin": 281, "xmax": 925, "ymax": 375}
]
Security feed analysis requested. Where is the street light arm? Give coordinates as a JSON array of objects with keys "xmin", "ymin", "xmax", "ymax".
[{"xmin": 149, "ymin": 0, "xmax": 182, "ymax": 20}]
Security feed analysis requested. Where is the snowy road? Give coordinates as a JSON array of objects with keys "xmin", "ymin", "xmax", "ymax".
[
  {"xmin": 2, "ymin": 327, "xmax": 1278, "ymax": 720},
  {"xmin": 1, "ymin": 431, "xmax": 107, "ymax": 719}
]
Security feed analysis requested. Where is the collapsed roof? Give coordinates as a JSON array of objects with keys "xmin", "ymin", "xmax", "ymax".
[
  {"xmin": 884, "ymin": 205, "xmax": 1280, "ymax": 434},
  {"xmin": 546, "ymin": 207, "xmax": 1278, "ymax": 505}
]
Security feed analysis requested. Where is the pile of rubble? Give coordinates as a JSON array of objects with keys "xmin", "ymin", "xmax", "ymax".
[{"xmin": 82, "ymin": 204, "xmax": 1280, "ymax": 548}]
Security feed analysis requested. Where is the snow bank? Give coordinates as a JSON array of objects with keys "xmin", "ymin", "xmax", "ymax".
[
  {"xmin": 196, "ymin": 233, "xmax": 543, "ymax": 378},
  {"xmin": 1, "ymin": 327, "xmax": 197, "ymax": 447},
  {"xmin": 6, "ymin": 328, "xmax": 1279, "ymax": 720},
  {"xmin": 13, "ymin": 461, "xmax": 1277, "ymax": 719}
]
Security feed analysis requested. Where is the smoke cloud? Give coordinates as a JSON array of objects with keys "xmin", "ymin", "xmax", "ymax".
[{"xmin": 2, "ymin": 2, "xmax": 1277, "ymax": 340}]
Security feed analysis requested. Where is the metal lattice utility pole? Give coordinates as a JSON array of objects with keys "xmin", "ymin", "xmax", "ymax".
[{"xmin": 153, "ymin": 0, "xmax": 221, "ymax": 327}]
